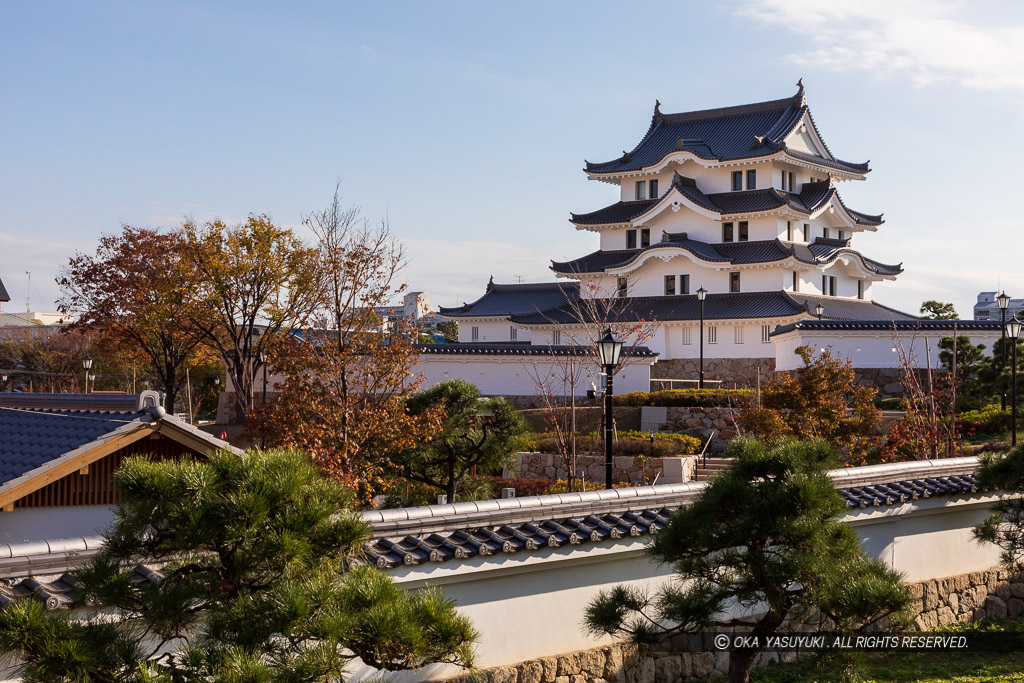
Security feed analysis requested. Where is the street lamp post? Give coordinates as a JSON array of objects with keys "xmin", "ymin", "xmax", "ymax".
[
  {"xmin": 88, "ymin": 373, "xmax": 96, "ymax": 393},
  {"xmin": 815, "ymin": 303, "xmax": 825, "ymax": 320},
  {"xmin": 82, "ymin": 355, "xmax": 93, "ymax": 393},
  {"xmin": 697, "ymin": 287, "xmax": 707, "ymax": 389},
  {"xmin": 595, "ymin": 328, "xmax": 623, "ymax": 490},
  {"xmin": 998, "ymin": 292, "xmax": 1011, "ymax": 411},
  {"xmin": 1009, "ymin": 317, "xmax": 1022, "ymax": 448}
]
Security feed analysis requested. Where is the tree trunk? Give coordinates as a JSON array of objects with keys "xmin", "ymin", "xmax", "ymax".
[
  {"xmin": 727, "ymin": 647, "xmax": 759, "ymax": 683},
  {"xmin": 163, "ymin": 382, "xmax": 176, "ymax": 415}
]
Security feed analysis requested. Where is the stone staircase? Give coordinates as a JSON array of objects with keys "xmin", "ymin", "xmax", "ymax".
[{"xmin": 694, "ymin": 456, "xmax": 733, "ymax": 481}]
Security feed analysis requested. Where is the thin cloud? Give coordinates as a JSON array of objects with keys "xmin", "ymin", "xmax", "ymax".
[{"xmin": 737, "ymin": 0, "xmax": 1024, "ymax": 92}]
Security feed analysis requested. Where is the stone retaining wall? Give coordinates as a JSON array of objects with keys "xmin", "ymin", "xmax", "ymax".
[
  {"xmin": 443, "ymin": 566, "xmax": 1014, "ymax": 683},
  {"xmin": 516, "ymin": 453, "xmax": 697, "ymax": 485},
  {"xmin": 651, "ymin": 358, "xmax": 776, "ymax": 389}
]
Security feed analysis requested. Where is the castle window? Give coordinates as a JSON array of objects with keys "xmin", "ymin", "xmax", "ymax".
[
  {"xmin": 682, "ymin": 327, "xmax": 692, "ymax": 345},
  {"xmin": 708, "ymin": 326, "xmax": 718, "ymax": 344},
  {"xmin": 681, "ymin": 274, "xmax": 690, "ymax": 294},
  {"xmin": 761, "ymin": 325, "xmax": 771, "ymax": 343},
  {"xmin": 802, "ymin": 223, "xmax": 809, "ymax": 242},
  {"xmin": 786, "ymin": 221, "xmax": 793, "ymax": 241},
  {"xmin": 635, "ymin": 181, "xmax": 646, "ymax": 200},
  {"xmin": 857, "ymin": 280, "xmax": 864, "ymax": 300},
  {"xmin": 838, "ymin": 230, "xmax": 844, "ymax": 241},
  {"xmin": 617, "ymin": 277, "xmax": 628, "ymax": 297},
  {"xmin": 723, "ymin": 222, "xmax": 734, "ymax": 242},
  {"xmin": 552, "ymin": 330, "xmax": 561, "ymax": 345},
  {"xmin": 510, "ymin": 326, "xmax": 518, "ymax": 341},
  {"xmin": 738, "ymin": 221, "xmax": 749, "ymax": 241},
  {"xmin": 746, "ymin": 169, "xmax": 756, "ymax": 190},
  {"xmin": 626, "ymin": 229, "xmax": 637, "ymax": 249},
  {"xmin": 734, "ymin": 326, "xmax": 744, "ymax": 344},
  {"xmin": 821, "ymin": 275, "xmax": 837, "ymax": 296},
  {"xmin": 649, "ymin": 179, "xmax": 658, "ymax": 197},
  {"xmin": 792, "ymin": 271, "xmax": 799, "ymax": 292},
  {"xmin": 640, "ymin": 228, "xmax": 650, "ymax": 248},
  {"xmin": 471, "ymin": 326, "xmax": 479, "ymax": 342},
  {"xmin": 730, "ymin": 271, "xmax": 741, "ymax": 293},
  {"xmin": 823, "ymin": 228, "xmax": 830, "ymax": 239},
  {"xmin": 789, "ymin": 172, "xmax": 796, "ymax": 191},
  {"xmin": 732, "ymin": 171, "xmax": 743, "ymax": 191},
  {"xmin": 665, "ymin": 275, "xmax": 676, "ymax": 296}
]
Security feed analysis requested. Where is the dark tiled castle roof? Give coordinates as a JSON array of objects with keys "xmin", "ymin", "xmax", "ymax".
[
  {"xmin": 0, "ymin": 276, "xmax": 9, "ymax": 303},
  {"xmin": 551, "ymin": 235, "xmax": 901, "ymax": 277},
  {"xmin": 509, "ymin": 291, "xmax": 916, "ymax": 326},
  {"xmin": 772, "ymin": 319, "xmax": 1001, "ymax": 337},
  {"xmin": 438, "ymin": 280, "xmax": 580, "ymax": 318},
  {"xmin": 415, "ymin": 343, "xmax": 657, "ymax": 358},
  {"xmin": 570, "ymin": 175, "xmax": 882, "ymax": 227},
  {"xmin": 584, "ymin": 85, "xmax": 869, "ymax": 176}
]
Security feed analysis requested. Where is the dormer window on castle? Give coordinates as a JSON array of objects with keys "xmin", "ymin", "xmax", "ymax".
[
  {"xmin": 723, "ymin": 222, "xmax": 748, "ymax": 242},
  {"xmin": 626, "ymin": 228, "xmax": 650, "ymax": 249},
  {"xmin": 731, "ymin": 170, "xmax": 757, "ymax": 191},
  {"xmin": 634, "ymin": 179, "xmax": 658, "ymax": 200}
]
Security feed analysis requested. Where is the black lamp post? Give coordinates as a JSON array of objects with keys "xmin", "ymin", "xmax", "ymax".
[
  {"xmin": 1009, "ymin": 316, "xmax": 1022, "ymax": 447},
  {"xmin": 596, "ymin": 328, "xmax": 623, "ymax": 490},
  {"xmin": 697, "ymin": 287, "xmax": 707, "ymax": 389},
  {"xmin": 258, "ymin": 350, "xmax": 268, "ymax": 406},
  {"xmin": 82, "ymin": 355, "xmax": 93, "ymax": 393},
  {"xmin": 815, "ymin": 303, "xmax": 825, "ymax": 320},
  {"xmin": 998, "ymin": 291, "xmax": 1011, "ymax": 411}
]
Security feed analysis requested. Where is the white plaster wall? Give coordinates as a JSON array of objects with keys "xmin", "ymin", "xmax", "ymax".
[
  {"xmin": 353, "ymin": 492, "xmax": 1005, "ymax": 676},
  {"xmin": 413, "ymin": 355, "xmax": 652, "ymax": 396},
  {"xmin": 658, "ymin": 324, "xmax": 776, "ymax": 360},
  {"xmin": 774, "ymin": 329, "xmax": 1001, "ymax": 371},
  {"xmin": 0, "ymin": 506, "xmax": 115, "ymax": 544},
  {"xmin": 455, "ymin": 321, "xmax": 529, "ymax": 343}
]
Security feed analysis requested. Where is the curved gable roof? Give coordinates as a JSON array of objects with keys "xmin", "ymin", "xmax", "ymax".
[
  {"xmin": 438, "ymin": 281, "xmax": 580, "ymax": 318},
  {"xmin": 583, "ymin": 84, "xmax": 870, "ymax": 176},
  {"xmin": 0, "ymin": 276, "xmax": 9, "ymax": 303}
]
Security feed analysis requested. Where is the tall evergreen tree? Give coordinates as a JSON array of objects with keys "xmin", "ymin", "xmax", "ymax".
[
  {"xmin": 0, "ymin": 450, "xmax": 477, "ymax": 682},
  {"xmin": 584, "ymin": 439, "xmax": 910, "ymax": 683}
]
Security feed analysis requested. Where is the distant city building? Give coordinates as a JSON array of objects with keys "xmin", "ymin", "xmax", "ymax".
[
  {"xmin": 974, "ymin": 292, "xmax": 1024, "ymax": 321},
  {"xmin": 0, "ymin": 311, "xmax": 71, "ymax": 339}
]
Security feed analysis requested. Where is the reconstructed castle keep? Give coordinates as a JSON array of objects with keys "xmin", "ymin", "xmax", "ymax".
[{"xmin": 434, "ymin": 84, "xmax": 997, "ymax": 390}]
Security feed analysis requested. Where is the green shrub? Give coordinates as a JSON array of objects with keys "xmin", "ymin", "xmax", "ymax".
[
  {"xmin": 530, "ymin": 431, "xmax": 702, "ymax": 457},
  {"xmin": 956, "ymin": 404, "xmax": 1012, "ymax": 436},
  {"xmin": 614, "ymin": 388, "xmax": 753, "ymax": 407},
  {"xmin": 874, "ymin": 397, "xmax": 901, "ymax": 410}
]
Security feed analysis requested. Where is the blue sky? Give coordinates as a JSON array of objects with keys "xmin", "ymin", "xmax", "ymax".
[{"xmin": 2, "ymin": 0, "xmax": 1023, "ymax": 318}]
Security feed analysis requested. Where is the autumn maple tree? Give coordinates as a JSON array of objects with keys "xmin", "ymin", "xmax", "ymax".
[
  {"xmin": 57, "ymin": 226, "xmax": 206, "ymax": 412},
  {"xmin": 737, "ymin": 345, "xmax": 880, "ymax": 463},
  {"xmin": 183, "ymin": 215, "xmax": 322, "ymax": 422},
  {"xmin": 249, "ymin": 189, "xmax": 429, "ymax": 499}
]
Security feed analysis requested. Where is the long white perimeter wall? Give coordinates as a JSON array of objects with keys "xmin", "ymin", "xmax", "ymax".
[
  {"xmin": 413, "ymin": 355, "xmax": 653, "ymax": 396},
  {"xmin": 352, "ymin": 457, "xmax": 998, "ymax": 680},
  {"xmin": 775, "ymin": 328, "xmax": 1001, "ymax": 371}
]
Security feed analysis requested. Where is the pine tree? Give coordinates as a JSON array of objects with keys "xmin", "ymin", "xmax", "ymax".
[
  {"xmin": 584, "ymin": 438, "xmax": 910, "ymax": 683},
  {"xmin": 0, "ymin": 449, "xmax": 477, "ymax": 682}
]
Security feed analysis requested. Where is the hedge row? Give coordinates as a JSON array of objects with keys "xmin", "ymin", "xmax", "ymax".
[
  {"xmin": 525, "ymin": 430, "xmax": 702, "ymax": 457},
  {"xmin": 956, "ymin": 404, "xmax": 1013, "ymax": 436},
  {"xmin": 613, "ymin": 388, "xmax": 754, "ymax": 407}
]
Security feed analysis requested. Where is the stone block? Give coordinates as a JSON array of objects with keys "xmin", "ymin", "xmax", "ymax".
[
  {"xmin": 540, "ymin": 657, "xmax": 559, "ymax": 682},
  {"xmin": 557, "ymin": 653, "xmax": 581, "ymax": 676},
  {"xmin": 690, "ymin": 652, "xmax": 716, "ymax": 678},
  {"xmin": 996, "ymin": 583, "xmax": 1013, "ymax": 600},
  {"xmin": 654, "ymin": 655, "xmax": 682, "ymax": 683},
  {"xmin": 518, "ymin": 661, "xmax": 543, "ymax": 683},
  {"xmin": 948, "ymin": 592, "xmax": 959, "ymax": 615},
  {"xmin": 936, "ymin": 606, "xmax": 956, "ymax": 626},
  {"xmin": 922, "ymin": 581, "xmax": 940, "ymax": 611},
  {"xmin": 987, "ymin": 595, "xmax": 1009, "ymax": 619},
  {"xmin": 489, "ymin": 666, "xmax": 518, "ymax": 683},
  {"xmin": 1008, "ymin": 597, "xmax": 1024, "ymax": 618},
  {"xmin": 603, "ymin": 647, "xmax": 623, "ymax": 680},
  {"xmin": 1010, "ymin": 582, "xmax": 1024, "ymax": 599},
  {"xmin": 579, "ymin": 649, "xmax": 606, "ymax": 677},
  {"xmin": 906, "ymin": 583, "xmax": 923, "ymax": 600}
]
